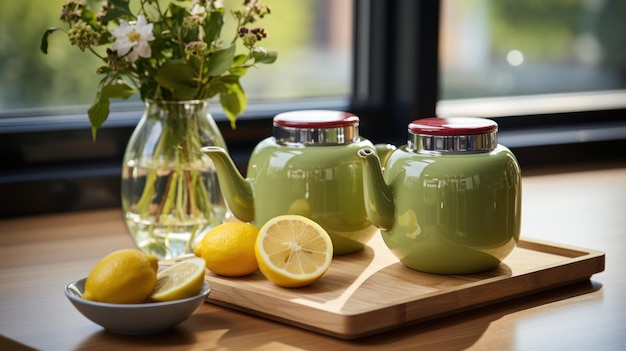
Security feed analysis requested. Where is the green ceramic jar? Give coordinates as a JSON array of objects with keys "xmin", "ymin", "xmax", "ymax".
[{"xmin": 359, "ymin": 117, "xmax": 522, "ymax": 273}]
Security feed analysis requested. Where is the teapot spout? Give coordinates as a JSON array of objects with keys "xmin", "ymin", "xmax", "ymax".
[
  {"xmin": 201, "ymin": 146, "xmax": 254, "ymax": 222},
  {"xmin": 374, "ymin": 143, "xmax": 397, "ymax": 168},
  {"xmin": 357, "ymin": 148, "xmax": 395, "ymax": 231}
]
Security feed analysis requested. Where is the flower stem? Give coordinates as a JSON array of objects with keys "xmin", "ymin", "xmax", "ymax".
[{"xmin": 157, "ymin": 171, "xmax": 178, "ymax": 222}]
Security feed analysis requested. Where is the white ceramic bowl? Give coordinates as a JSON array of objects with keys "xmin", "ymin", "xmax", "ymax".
[{"xmin": 64, "ymin": 277, "xmax": 211, "ymax": 334}]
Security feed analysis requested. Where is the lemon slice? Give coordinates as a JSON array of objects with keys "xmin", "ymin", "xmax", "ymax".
[
  {"xmin": 150, "ymin": 257, "xmax": 206, "ymax": 302},
  {"xmin": 255, "ymin": 215, "xmax": 333, "ymax": 288}
]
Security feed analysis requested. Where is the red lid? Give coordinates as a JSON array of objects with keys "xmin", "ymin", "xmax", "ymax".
[
  {"xmin": 274, "ymin": 110, "xmax": 359, "ymax": 128},
  {"xmin": 408, "ymin": 117, "xmax": 497, "ymax": 136}
]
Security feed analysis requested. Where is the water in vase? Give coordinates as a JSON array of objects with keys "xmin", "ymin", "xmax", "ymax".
[{"xmin": 122, "ymin": 162, "xmax": 227, "ymax": 260}]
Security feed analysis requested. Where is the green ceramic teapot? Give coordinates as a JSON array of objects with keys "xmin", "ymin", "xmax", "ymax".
[
  {"xmin": 358, "ymin": 117, "xmax": 521, "ymax": 274},
  {"xmin": 202, "ymin": 110, "xmax": 394, "ymax": 255}
]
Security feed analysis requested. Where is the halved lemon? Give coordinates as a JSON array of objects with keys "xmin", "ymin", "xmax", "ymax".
[
  {"xmin": 255, "ymin": 215, "xmax": 333, "ymax": 288},
  {"xmin": 150, "ymin": 257, "xmax": 206, "ymax": 302}
]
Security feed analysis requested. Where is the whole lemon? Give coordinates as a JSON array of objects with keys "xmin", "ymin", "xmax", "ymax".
[
  {"xmin": 193, "ymin": 222, "xmax": 259, "ymax": 277},
  {"xmin": 83, "ymin": 249, "xmax": 158, "ymax": 304}
]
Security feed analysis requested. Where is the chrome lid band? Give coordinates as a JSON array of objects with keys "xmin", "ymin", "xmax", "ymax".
[
  {"xmin": 407, "ymin": 131, "xmax": 497, "ymax": 154},
  {"xmin": 273, "ymin": 124, "xmax": 359, "ymax": 145},
  {"xmin": 272, "ymin": 110, "xmax": 360, "ymax": 145}
]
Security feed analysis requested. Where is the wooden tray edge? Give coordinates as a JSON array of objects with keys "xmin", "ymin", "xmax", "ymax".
[
  {"xmin": 338, "ymin": 238, "xmax": 606, "ymax": 338},
  {"xmin": 517, "ymin": 237, "xmax": 606, "ymax": 259},
  {"xmin": 203, "ymin": 238, "xmax": 606, "ymax": 339}
]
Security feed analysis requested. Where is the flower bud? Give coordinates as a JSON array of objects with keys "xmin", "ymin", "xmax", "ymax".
[
  {"xmin": 185, "ymin": 41, "xmax": 209, "ymax": 58},
  {"xmin": 68, "ymin": 21, "xmax": 101, "ymax": 51},
  {"xmin": 238, "ymin": 27, "xmax": 267, "ymax": 48},
  {"xmin": 60, "ymin": 0, "xmax": 84, "ymax": 23}
]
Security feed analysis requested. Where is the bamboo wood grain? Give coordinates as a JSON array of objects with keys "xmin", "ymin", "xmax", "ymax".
[{"xmin": 201, "ymin": 234, "xmax": 604, "ymax": 338}]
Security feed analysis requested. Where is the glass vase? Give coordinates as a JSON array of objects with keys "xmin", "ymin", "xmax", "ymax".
[{"xmin": 121, "ymin": 99, "xmax": 228, "ymax": 260}]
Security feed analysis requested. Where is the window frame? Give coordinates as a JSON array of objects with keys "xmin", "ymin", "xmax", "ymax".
[{"xmin": 1, "ymin": 0, "xmax": 625, "ymax": 218}]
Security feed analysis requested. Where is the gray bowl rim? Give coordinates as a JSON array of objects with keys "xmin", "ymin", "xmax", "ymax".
[{"xmin": 64, "ymin": 277, "xmax": 211, "ymax": 308}]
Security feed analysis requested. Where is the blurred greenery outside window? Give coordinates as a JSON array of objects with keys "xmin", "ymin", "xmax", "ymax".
[
  {"xmin": 1, "ymin": 0, "xmax": 624, "ymax": 122},
  {"xmin": 438, "ymin": 0, "xmax": 626, "ymax": 117},
  {"xmin": 1, "ymin": 0, "xmax": 625, "ymax": 133},
  {"xmin": 0, "ymin": 0, "xmax": 353, "ymax": 118}
]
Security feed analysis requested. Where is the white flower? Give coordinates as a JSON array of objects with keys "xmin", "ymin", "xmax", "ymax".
[
  {"xmin": 111, "ymin": 15, "xmax": 155, "ymax": 62},
  {"xmin": 190, "ymin": 4, "xmax": 206, "ymax": 16},
  {"xmin": 211, "ymin": 0, "xmax": 224, "ymax": 10}
]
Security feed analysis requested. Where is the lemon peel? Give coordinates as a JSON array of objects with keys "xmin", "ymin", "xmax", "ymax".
[
  {"xmin": 193, "ymin": 222, "xmax": 259, "ymax": 277},
  {"xmin": 83, "ymin": 249, "xmax": 158, "ymax": 304}
]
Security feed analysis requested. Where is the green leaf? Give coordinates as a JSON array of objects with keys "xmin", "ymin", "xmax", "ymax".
[
  {"xmin": 99, "ymin": 0, "xmax": 132, "ymax": 24},
  {"xmin": 203, "ymin": 78, "xmax": 225, "ymax": 98},
  {"xmin": 233, "ymin": 54, "xmax": 248, "ymax": 66},
  {"xmin": 188, "ymin": 56, "xmax": 202, "ymax": 73},
  {"xmin": 108, "ymin": 0, "xmax": 132, "ymax": 15},
  {"xmin": 167, "ymin": 2, "xmax": 187, "ymax": 24},
  {"xmin": 88, "ymin": 83, "xmax": 136, "ymax": 140},
  {"xmin": 229, "ymin": 66, "xmax": 248, "ymax": 77},
  {"xmin": 118, "ymin": 74, "xmax": 139, "ymax": 90},
  {"xmin": 40, "ymin": 27, "xmax": 59, "ymax": 54},
  {"xmin": 99, "ymin": 8, "xmax": 132, "ymax": 24},
  {"xmin": 219, "ymin": 77, "xmax": 247, "ymax": 129},
  {"xmin": 251, "ymin": 47, "xmax": 278, "ymax": 64},
  {"xmin": 207, "ymin": 44, "xmax": 235, "ymax": 76},
  {"xmin": 203, "ymin": 10, "xmax": 224, "ymax": 43},
  {"xmin": 103, "ymin": 82, "xmax": 137, "ymax": 99},
  {"xmin": 142, "ymin": 3, "xmax": 161, "ymax": 23},
  {"xmin": 96, "ymin": 65, "xmax": 111, "ymax": 74},
  {"xmin": 155, "ymin": 60, "xmax": 198, "ymax": 100},
  {"xmin": 80, "ymin": 6, "xmax": 101, "ymax": 28},
  {"xmin": 88, "ymin": 97, "xmax": 109, "ymax": 141}
]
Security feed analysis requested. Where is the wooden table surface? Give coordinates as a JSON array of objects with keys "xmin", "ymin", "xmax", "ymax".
[{"xmin": 1, "ymin": 165, "xmax": 625, "ymax": 350}]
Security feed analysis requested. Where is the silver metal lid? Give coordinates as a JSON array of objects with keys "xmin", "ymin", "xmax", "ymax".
[
  {"xmin": 273, "ymin": 110, "xmax": 360, "ymax": 145},
  {"xmin": 407, "ymin": 117, "xmax": 498, "ymax": 154}
]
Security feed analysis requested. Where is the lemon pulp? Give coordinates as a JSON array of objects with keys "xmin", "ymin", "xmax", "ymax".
[
  {"xmin": 150, "ymin": 257, "xmax": 207, "ymax": 302},
  {"xmin": 255, "ymin": 215, "xmax": 333, "ymax": 288}
]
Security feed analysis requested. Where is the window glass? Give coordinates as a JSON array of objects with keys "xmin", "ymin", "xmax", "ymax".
[
  {"xmin": 0, "ymin": 0, "xmax": 352, "ymax": 114},
  {"xmin": 440, "ymin": 0, "xmax": 626, "ymax": 100}
]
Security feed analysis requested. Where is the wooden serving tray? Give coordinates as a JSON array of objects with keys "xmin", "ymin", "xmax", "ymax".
[{"xmin": 201, "ymin": 234, "xmax": 605, "ymax": 339}]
